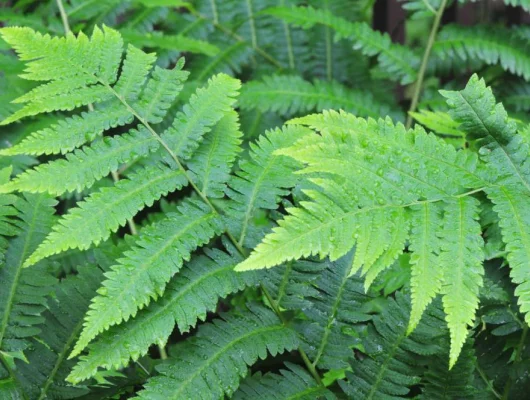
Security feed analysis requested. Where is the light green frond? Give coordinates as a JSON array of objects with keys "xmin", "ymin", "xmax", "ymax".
[
  {"xmin": 0, "ymin": 127, "xmax": 159, "ymax": 195},
  {"xmin": 236, "ymin": 112, "xmax": 482, "ymax": 272},
  {"xmin": 439, "ymin": 197, "xmax": 484, "ymax": 368},
  {"xmin": 71, "ymin": 199, "xmax": 225, "ymax": 359},
  {"xmin": 161, "ymin": 73, "xmax": 241, "ymax": 160},
  {"xmin": 134, "ymin": 305, "xmax": 299, "ymax": 400},
  {"xmin": 68, "ymin": 248, "xmax": 254, "ymax": 383},
  {"xmin": 0, "ymin": 25, "xmax": 123, "ymax": 124},
  {"xmin": 224, "ymin": 125, "xmax": 312, "ymax": 248},
  {"xmin": 408, "ymin": 202, "xmax": 443, "ymax": 333},
  {"xmin": 187, "ymin": 110, "xmax": 242, "ymax": 199},
  {"xmin": 114, "ymin": 45, "xmax": 156, "ymax": 100},
  {"xmin": 24, "ymin": 163, "xmax": 187, "ymax": 267},
  {"xmin": 122, "ymin": 29, "xmax": 220, "ymax": 57},
  {"xmin": 136, "ymin": 59, "xmax": 189, "ymax": 123},
  {"xmin": 239, "ymin": 75, "xmax": 401, "ymax": 120},
  {"xmin": 443, "ymin": 74, "xmax": 530, "ymax": 324},
  {"xmin": 234, "ymin": 363, "xmax": 336, "ymax": 400},
  {"xmin": 0, "ymin": 105, "xmax": 133, "ymax": 156}
]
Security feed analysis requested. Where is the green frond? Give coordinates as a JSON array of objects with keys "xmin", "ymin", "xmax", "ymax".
[
  {"xmin": 0, "ymin": 26, "xmax": 123, "ymax": 124},
  {"xmin": 224, "ymin": 124, "xmax": 312, "ymax": 248},
  {"xmin": 189, "ymin": 42, "xmax": 252, "ymax": 82},
  {"xmin": 114, "ymin": 45, "xmax": 156, "ymax": 100},
  {"xmin": 420, "ymin": 340, "xmax": 481, "ymax": 399},
  {"xmin": 236, "ymin": 111, "xmax": 482, "ymax": 272},
  {"xmin": 0, "ymin": 105, "xmax": 133, "ymax": 156},
  {"xmin": 122, "ymin": 29, "xmax": 220, "ymax": 57},
  {"xmin": 298, "ymin": 253, "xmax": 373, "ymax": 370},
  {"xmin": 239, "ymin": 75, "xmax": 402, "ymax": 120},
  {"xmin": 409, "ymin": 109, "xmax": 464, "ymax": 138},
  {"xmin": 24, "ymin": 163, "xmax": 187, "ymax": 267},
  {"xmin": 0, "ymin": 193, "xmax": 57, "ymax": 354},
  {"xmin": 187, "ymin": 110, "xmax": 242, "ymax": 199},
  {"xmin": 442, "ymin": 75, "xmax": 530, "ymax": 324},
  {"xmin": 262, "ymin": 259, "xmax": 327, "ymax": 311},
  {"xmin": 12, "ymin": 265, "xmax": 104, "ymax": 400},
  {"xmin": 439, "ymin": 197, "xmax": 484, "ymax": 368},
  {"xmin": 160, "ymin": 73, "xmax": 241, "ymax": 160},
  {"xmin": 0, "ymin": 127, "xmax": 159, "ymax": 195},
  {"xmin": 134, "ymin": 305, "xmax": 299, "ymax": 400},
  {"xmin": 0, "ymin": 167, "xmax": 18, "ymax": 267},
  {"xmin": 68, "ymin": 247, "xmax": 255, "ymax": 383},
  {"xmin": 433, "ymin": 25, "xmax": 530, "ymax": 80},
  {"xmin": 408, "ymin": 202, "xmax": 443, "ymax": 333},
  {"xmin": 234, "ymin": 362, "xmax": 336, "ymax": 400},
  {"xmin": 136, "ymin": 59, "xmax": 189, "ymax": 124},
  {"xmin": 71, "ymin": 199, "xmax": 225, "ymax": 359},
  {"xmin": 264, "ymin": 6, "xmax": 419, "ymax": 84},
  {"xmin": 339, "ymin": 293, "xmax": 445, "ymax": 399}
]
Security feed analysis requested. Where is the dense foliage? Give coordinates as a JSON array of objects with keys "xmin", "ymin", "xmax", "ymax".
[{"xmin": 1, "ymin": 0, "xmax": 530, "ymax": 399}]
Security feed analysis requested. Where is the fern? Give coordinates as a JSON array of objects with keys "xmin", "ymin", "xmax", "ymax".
[
  {"xmin": 263, "ymin": 5, "xmax": 420, "ymax": 84},
  {"xmin": 71, "ymin": 198, "xmax": 225, "ymax": 358},
  {"xmin": 432, "ymin": 25, "xmax": 530, "ymax": 80},
  {"xmin": 442, "ymin": 75, "xmax": 530, "ymax": 325},
  {"xmin": 68, "ymin": 246, "xmax": 255, "ymax": 383},
  {"xmin": 239, "ymin": 75, "xmax": 402, "ymax": 120},
  {"xmin": 236, "ymin": 110, "xmax": 486, "ymax": 366},
  {"xmin": 10, "ymin": 264, "xmax": 104, "ymax": 399},
  {"xmin": 135, "ymin": 305, "xmax": 299, "ymax": 399},
  {"xmin": 339, "ymin": 293, "xmax": 444, "ymax": 399},
  {"xmin": 233, "ymin": 362, "xmax": 335, "ymax": 399}
]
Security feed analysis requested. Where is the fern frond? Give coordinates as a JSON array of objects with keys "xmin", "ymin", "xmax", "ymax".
[
  {"xmin": 0, "ymin": 26, "xmax": 123, "ymax": 124},
  {"xmin": 24, "ymin": 163, "xmax": 187, "ymax": 267},
  {"xmin": 339, "ymin": 293, "xmax": 444, "ymax": 399},
  {"xmin": 408, "ymin": 203, "xmax": 443, "ymax": 333},
  {"xmin": 187, "ymin": 110, "xmax": 242, "ymax": 199},
  {"xmin": 239, "ymin": 75, "xmax": 401, "ymax": 120},
  {"xmin": 439, "ymin": 197, "xmax": 484, "ymax": 368},
  {"xmin": 122, "ymin": 29, "xmax": 220, "ymax": 57},
  {"xmin": 134, "ymin": 305, "xmax": 299, "ymax": 399},
  {"xmin": 442, "ymin": 75, "xmax": 530, "ymax": 324},
  {"xmin": 12, "ymin": 265, "xmax": 104, "ymax": 399},
  {"xmin": 68, "ymin": 247, "xmax": 255, "ymax": 383},
  {"xmin": 0, "ymin": 167, "xmax": 18, "ymax": 267},
  {"xmin": 299, "ymin": 252, "xmax": 372, "ymax": 370},
  {"xmin": 224, "ymin": 124, "xmax": 312, "ymax": 248},
  {"xmin": 160, "ymin": 73, "xmax": 240, "ymax": 160},
  {"xmin": 0, "ymin": 193, "xmax": 57, "ymax": 355},
  {"xmin": 433, "ymin": 25, "xmax": 530, "ymax": 80},
  {"xmin": 420, "ymin": 340, "xmax": 480, "ymax": 399},
  {"xmin": 71, "ymin": 199, "xmax": 225, "ymax": 358},
  {"xmin": 0, "ymin": 105, "xmax": 133, "ymax": 156},
  {"xmin": 1, "ymin": 127, "xmax": 159, "ymax": 195},
  {"xmin": 263, "ymin": 6, "xmax": 419, "ymax": 84},
  {"xmin": 233, "ymin": 362, "xmax": 335, "ymax": 400},
  {"xmin": 236, "ymin": 111, "xmax": 482, "ymax": 271}
]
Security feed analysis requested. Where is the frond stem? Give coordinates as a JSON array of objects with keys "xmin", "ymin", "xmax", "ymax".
[
  {"xmin": 0, "ymin": 354, "xmax": 29, "ymax": 400},
  {"xmin": 261, "ymin": 284, "xmax": 322, "ymax": 385},
  {"xmin": 55, "ymin": 0, "xmax": 71, "ymax": 35},
  {"xmin": 405, "ymin": 0, "xmax": 448, "ymax": 129},
  {"xmin": 474, "ymin": 358, "xmax": 501, "ymax": 399}
]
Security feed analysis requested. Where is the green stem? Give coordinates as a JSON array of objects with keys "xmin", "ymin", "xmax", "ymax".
[
  {"xmin": 502, "ymin": 325, "xmax": 528, "ymax": 399},
  {"xmin": 475, "ymin": 358, "xmax": 501, "ymax": 399},
  {"xmin": 261, "ymin": 285, "xmax": 322, "ymax": 385},
  {"xmin": 55, "ymin": 0, "xmax": 70, "ymax": 35},
  {"xmin": 405, "ymin": 0, "xmax": 448, "ymax": 129}
]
